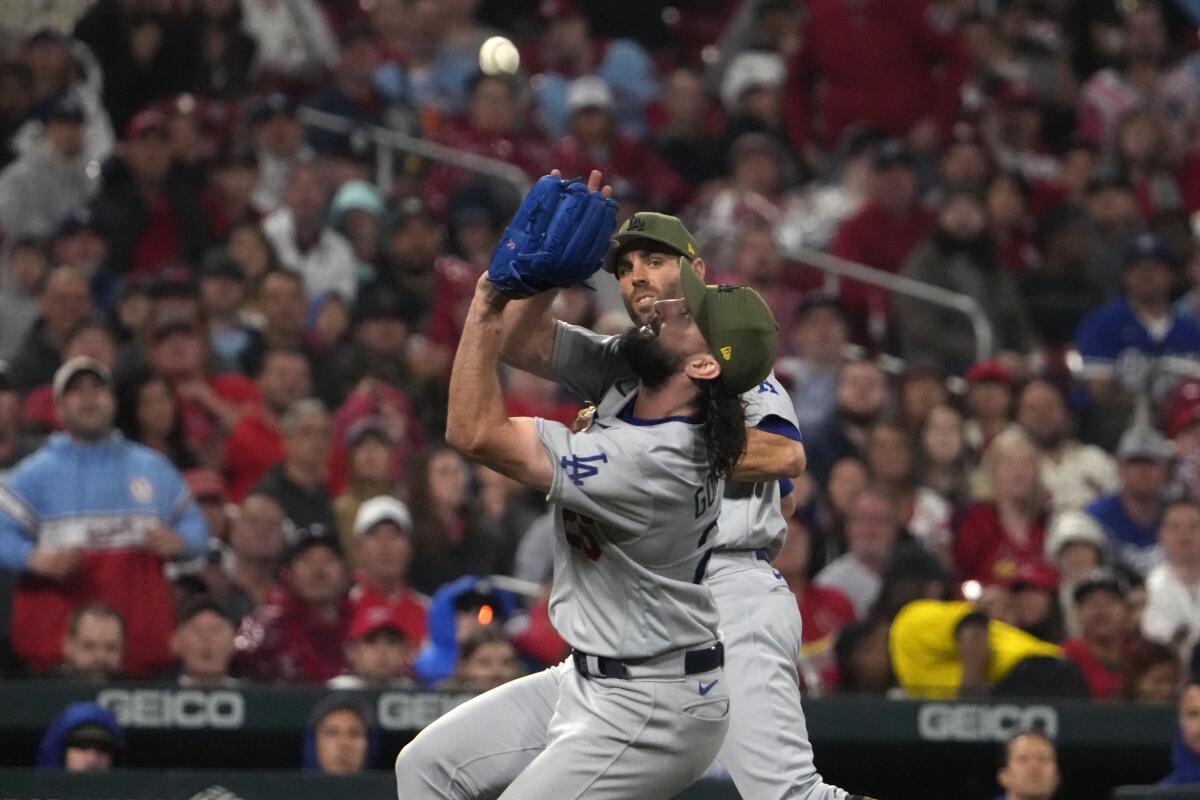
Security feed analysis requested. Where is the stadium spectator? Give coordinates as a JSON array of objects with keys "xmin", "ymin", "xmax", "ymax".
[
  {"xmin": 994, "ymin": 730, "xmax": 1060, "ymax": 800},
  {"xmin": 864, "ymin": 419, "xmax": 952, "ymax": 563},
  {"xmin": 808, "ymin": 455, "xmax": 870, "ymax": 566},
  {"xmin": 955, "ymin": 428, "xmax": 1048, "ymax": 585},
  {"xmin": 238, "ymin": 530, "xmax": 350, "ymax": 683},
  {"xmin": 1141, "ymin": 500, "xmax": 1200, "ymax": 664},
  {"xmin": 0, "ymin": 90, "xmax": 95, "ymax": 241},
  {"xmin": 335, "ymin": 288, "xmax": 422, "ymax": 400},
  {"xmin": 92, "ymin": 110, "xmax": 215, "ymax": 278},
  {"xmin": 829, "ymin": 139, "xmax": 934, "ymax": 331},
  {"xmin": 774, "ymin": 293, "xmax": 848, "ymax": 431},
  {"xmin": 784, "ymin": 0, "xmax": 968, "ymax": 159},
  {"xmin": 241, "ymin": 0, "xmax": 338, "ymax": 85},
  {"xmin": 407, "ymin": 445, "xmax": 506, "ymax": 595},
  {"xmin": 189, "ymin": 0, "xmax": 256, "ymax": 99},
  {"xmin": 897, "ymin": 363, "xmax": 948, "ymax": 434},
  {"xmin": 1159, "ymin": 677, "xmax": 1200, "ymax": 785},
  {"xmin": 1123, "ymin": 637, "xmax": 1181, "ymax": 704},
  {"xmin": 1017, "ymin": 379, "xmax": 1118, "ymax": 513},
  {"xmin": 347, "ymin": 496, "xmax": 425, "ymax": 640},
  {"xmin": 373, "ymin": 197, "xmax": 443, "ymax": 313},
  {"xmin": 198, "ymin": 253, "xmax": 260, "ymax": 376},
  {"xmin": 1007, "ymin": 561, "xmax": 1065, "ymax": 644},
  {"xmin": 329, "ymin": 180, "xmax": 385, "ymax": 280},
  {"xmin": 114, "ymin": 369, "xmax": 198, "ymax": 471},
  {"xmin": 172, "ymin": 595, "xmax": 238, "ymax": 687},
  {"xmin": 0, "ymin": 357, "xmax": 207, "ymax": 675},
  {"xmin": 36, "ymin": 702, "xmax": 125, "ymax": 771},
  {"xmin": 221, "ymin": 492, "xmax": 287, "ymax": 621},
  {"xmin": 447, "ymin": 625, "xmax": 521, "ymax": 692},
  {"xmin": 7, "ymin": 266, "xmax": 93, "ymax": 394},
  {"xmin": 304, "ymin": 22, "xmax": 388, "ymax": 157},
  {"xmin": 773, "ymin": 518, "xmax": 855, "ymax": 686},
  {"xmin": 890, "ymin": 597, "xmax": 1063, "ymax": 699},
  {"xmin": 805, "ymin": 359, "xmax": 890, "ymax": 483},
  {"xmin": 0, "ymin": 238, "xmax": 50, "ymax": 361},
  {"xmin": 247, "ymin": 94, "xmax": 310, "ymax": 216},
  {"xmin": 814, "ymin": 485, "xmax": 902, "ymax": 618},
  {"xmin": 413, "ymin": 575, "xmax": 518, "ymax": 686},
  {"xmin": 916, "ymin": 404, "xmax": 972, "ymax": 508},
  {"xmin": 551, "ymin": 76, "xmax": 688, "ymax": 214},
  {"xmin": 333, "ymin": 421, "xmax": 396, "ymax": 548},
  {"xmin": 302, "ymin": 693, "xmax": 376, "ymax": 775},
  {"xmin": 253, "ymin": 399, "xmax": 337, "ymax": 540},
  {"xmin": 58, "ymin": 603, "xmax": 123, "ymax": 683},
  {"xmin": 650, "ymin": 68, "xmax": 723, "ymax": 189},
  {"xmin": 186, "ymin": 469, "xmax": 230, "ymax": 544},
  {"xmin": 1086, "ymin": 425, "xmax": 1173, "ymax": 574},
  {"xmin": 1076, "ymin": 234, "xmax": 1200, "ymax": 441},
  {"xmin": 833, "ymin": 618, "xmax": 893, "ymax": 695},
  {"xmin": 261, "ymin": 161, "xmax": 357, "ymax": 303},
  {"xmin": 19, "ymin": 316, "xmax": 118, "ymax": 434},
  {"xmin": 224, "ymin": 348, "xmax": 312, "ymax": 502},
  {"xmin": 1061, "ymin": 570, "xmax": 1128, "ymax": 700},
  {"xmin": 1043, "ymin": 510, "xmax": 1110, "ymax": 636},
  {"xmin": 329, "ymin": 604, "xmax": 413, "ymax": 689},
  {"xmin": 0, "ymin": 362, "xmax": 39, "ymax": 474},
  {"xmin": 962, "ymin": 361, "xmax": 1014, "ymax": 456},
  {"xmin": 1021, "ymin": 207, "xmax": 1107, "ymax": 359},
  {"xmin": 897, "ymin": 184, "xmax": 1036, "ymax": 375}
]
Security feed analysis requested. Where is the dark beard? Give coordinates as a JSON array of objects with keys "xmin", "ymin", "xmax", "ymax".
[{"xmin": 617, "ymin": 327, "xmax": 684, "ymax": 391}]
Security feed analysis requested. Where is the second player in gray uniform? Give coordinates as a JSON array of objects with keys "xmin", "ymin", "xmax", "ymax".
[{"xmin": 397, "ymin": 173, "xmax": 783, "ymax": 798}]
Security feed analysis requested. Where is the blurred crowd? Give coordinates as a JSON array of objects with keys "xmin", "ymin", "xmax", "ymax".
[{"xmin": 0, "ymin": 0, "xmax": 1198, "ymax": 733}]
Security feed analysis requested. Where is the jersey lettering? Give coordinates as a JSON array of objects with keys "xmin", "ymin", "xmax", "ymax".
[
  {"xmin": 693, "ymin": 472, "xmax": 719, "ymax": 518},
  {"xmin": 757, "ymin": 380, "xmax": 779, "ymax": 395},
  {"xmin": 560, "ymin": 453, "xmax": 608, "ymax": 485},
  {"xmin": 562, "ymin": 508, "xmax": 602, "ymax": 561}
]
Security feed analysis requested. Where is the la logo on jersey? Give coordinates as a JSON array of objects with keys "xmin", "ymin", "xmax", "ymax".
[{"xmin": 561, "ymin": 453, "xmax": 607, "ymax": 485}]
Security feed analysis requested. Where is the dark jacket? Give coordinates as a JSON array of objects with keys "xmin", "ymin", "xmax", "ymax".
[
  {"xmin": 90, "ymin": 157, "xmax": 214, "ymax": 276},
  {"xmin": 8, "ymin": 319, "xmax": 62, "ymax": 395}
]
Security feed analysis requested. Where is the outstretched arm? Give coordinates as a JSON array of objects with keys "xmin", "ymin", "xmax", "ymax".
[{"xmin": 446, "ymin": 276, "xmax": 553, "ymax": 494}]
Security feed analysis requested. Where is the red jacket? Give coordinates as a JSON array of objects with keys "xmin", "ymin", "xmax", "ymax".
[
  {"xmin": 830, "ymin": 200, "xmax": 933, "ymax": 311},
  {"xmin": 223, "ymin": 412, "xmax": 285, "ymax": 503},
  {"xmin": 349, "ymin": 580, "xmax": 427, "ymax": 644},
  {"xmin": 1061, "ymin": 636, "xmax": 1123, "ymax": 700},
  {"xmin": 236, "ymin": 584, "xmax": 351, "ymax": 683},
  {"xmin": 785, "ymin": 0, "xmax": 969, "ymax": 151},
  {"xmin": 953, "ymin": 502, "xmax": 1047, "ymax": 585}
]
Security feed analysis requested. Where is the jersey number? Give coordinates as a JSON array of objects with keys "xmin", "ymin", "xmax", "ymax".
[{"xmin": 562, "ymin": 509, "xmax": 602, "ymax": 561}]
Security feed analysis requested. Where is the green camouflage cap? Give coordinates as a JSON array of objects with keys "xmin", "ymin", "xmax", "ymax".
[
  {"xmin": 603, "ymin": 212, "xmax": 699, "ymax": 272},
  {"xmin": 680, "ymin": 267, "xmax": 778, "ymax": 395}
]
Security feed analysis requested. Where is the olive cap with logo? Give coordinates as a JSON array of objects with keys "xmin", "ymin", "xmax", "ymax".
[
  {"xmin": 680, "ymin": 264, "xmax": 778, "ymax": 395},
  {"xmin": 602, "ymin": 212, "xmax": 700, "ymax": 272}
]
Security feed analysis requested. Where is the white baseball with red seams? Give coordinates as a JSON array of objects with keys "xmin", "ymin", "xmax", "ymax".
[{"xmin": 479, "ymin": 36, "xmax": 520, "ymax": 76}]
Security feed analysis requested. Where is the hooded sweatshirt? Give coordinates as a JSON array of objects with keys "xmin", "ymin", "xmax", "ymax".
[{"xmin": 36, "ymin": 702, "xmax": 125, "ymax": 767}]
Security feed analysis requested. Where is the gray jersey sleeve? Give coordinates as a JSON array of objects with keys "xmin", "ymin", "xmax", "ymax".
[
  {"xmin": 741, "ymin": 372, "xmax": 802, "ymax": 432},
  {"xmin": 535, "ymin": 417, "xmax": 653, "ymax": 535},
  {"xmin": 550, "ymin": 321, "xmax": 623, "ymax": 403}
]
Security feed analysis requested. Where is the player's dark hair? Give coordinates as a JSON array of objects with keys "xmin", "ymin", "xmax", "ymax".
[{"xmin": 694, "ymin": 378, "xmax": 747, "ymax": 480}]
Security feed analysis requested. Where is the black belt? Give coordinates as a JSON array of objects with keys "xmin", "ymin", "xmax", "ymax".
[
  {"xmin": 711, "ymin": 547, "xmax": 770, "ymax": 562},
  {"xmin": 572, "ymin": 642, "xmax": 724, "ymax": 680}
]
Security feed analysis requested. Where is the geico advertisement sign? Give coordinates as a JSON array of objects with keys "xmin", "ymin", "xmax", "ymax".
[
  {"xmin": 917, "ymin": 703, "xmax": 1058, "ymax": 742},
  {"xmin": 94, "ymin": 689, "xmax": 474, "ymax": 730},
  {"xmin": 97, "ymin": 689, "xmax": 246, "ymax": 729}
]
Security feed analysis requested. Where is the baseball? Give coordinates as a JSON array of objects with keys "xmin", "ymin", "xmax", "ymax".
[{"xmin": 479, "ymin": 35, "xmax": 520, "ymax": 76}]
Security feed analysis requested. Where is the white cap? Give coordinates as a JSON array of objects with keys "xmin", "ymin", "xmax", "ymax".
[
  {"xmin": 720, "ymin": 51, "xmax": 784, "ymax": 111},
  {"xmin": 353, "ymin": 496, "xmax": 413, "ymax": 537},
  {"xmin": 1043, "ymin": 510, "xmax": 1108, "ymax": 563},
  {"xmin": 566, "ymin": 75, "xmax": 614, "ymax": 114}
]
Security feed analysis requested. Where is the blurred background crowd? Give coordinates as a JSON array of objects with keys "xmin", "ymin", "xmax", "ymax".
[{"xmin": 0, "ymin": 0, "xmax": 1199, "ymax": 766}]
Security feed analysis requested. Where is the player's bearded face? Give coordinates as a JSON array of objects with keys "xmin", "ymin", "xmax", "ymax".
[{"xmin": 618, "ymin": 327, "xmax": 684, "ymax": 391}]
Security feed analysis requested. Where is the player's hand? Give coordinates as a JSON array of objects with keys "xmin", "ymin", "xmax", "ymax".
[
  {"xmin": 146, "ymin": 527, "xmax": 187, "ymax": 560},
  {"xmin": 26, "ymin": 547, "xmax": 81, "ymax": 580},
  {"xmin": 549, "ymin": 168, "xmax": 613, "ymax": 199}
]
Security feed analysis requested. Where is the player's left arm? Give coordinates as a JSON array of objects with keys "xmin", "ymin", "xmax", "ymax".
[{"xmin": 446, "ymin": 276, "xmax": 553, "ymax": 494}]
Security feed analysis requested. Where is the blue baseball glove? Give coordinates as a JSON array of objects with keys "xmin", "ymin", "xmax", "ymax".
[{"xmin": 487, "ymin": 175, "xmax": 618, "ymax": 299}]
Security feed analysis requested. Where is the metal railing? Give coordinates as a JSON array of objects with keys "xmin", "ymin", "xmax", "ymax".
[
  {"xmin": 297, "ymin": 106, "xmax": 533, "ymax": 197},
  {"xmin": 783, "ymin": 244, "xmax": 996, "ymax": 363}
]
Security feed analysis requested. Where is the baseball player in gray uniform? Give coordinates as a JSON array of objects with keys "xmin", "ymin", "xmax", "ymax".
[
  {"xmin": 504, "ymin": 208, "xmax": 856, "ymax": 800},
  {"xmin": 396, "ymin": 187, "xmax": 781, "ymax": 799}
]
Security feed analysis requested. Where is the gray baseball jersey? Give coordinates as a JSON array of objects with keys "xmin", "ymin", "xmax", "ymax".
[
  {"xmin": 540, "ymin": 324, "xmax": 724, "ymax": 659},
  {"xmin": 552, "ymin": 323, "xmax": 801, "ymax": 556}
]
